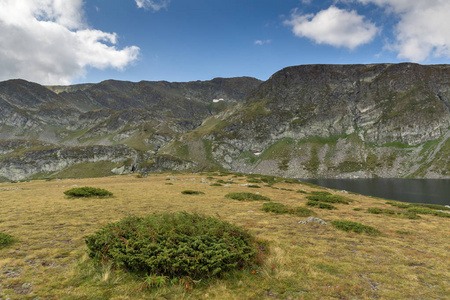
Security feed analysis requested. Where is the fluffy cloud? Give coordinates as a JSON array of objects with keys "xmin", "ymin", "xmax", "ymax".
[
  {"xmin": 285, "ymin": 6, "xmax": 378, "ymax": 50},
  {"xmin": 356, "ymin": 0, "xmax": 450, "ymax": 61},
  {"xmin": 135, "ymin": 0, "xmax": 171, "ymax": 11},
  {"xmin": 0, "ymin": 0, "xmax": 139, "ymax": 85}
]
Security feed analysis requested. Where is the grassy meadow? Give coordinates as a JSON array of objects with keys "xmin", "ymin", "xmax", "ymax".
[{"xmin": 0, "ymin": 172, "xmax": 449, "ymax": 299}]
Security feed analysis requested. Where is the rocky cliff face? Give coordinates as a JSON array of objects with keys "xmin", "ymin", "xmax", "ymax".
[
  {"xmin": 161, "ymin": 63, "xmax": 449, "ymax": 178},
  {"xmin": 0, "ymin": 63, "xmax": 449, "ymax": 180}
]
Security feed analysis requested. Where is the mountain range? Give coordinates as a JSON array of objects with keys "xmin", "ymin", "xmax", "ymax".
[{"xmin": 0, "ymin": 63, "xmax": 448, "ymax": 181}]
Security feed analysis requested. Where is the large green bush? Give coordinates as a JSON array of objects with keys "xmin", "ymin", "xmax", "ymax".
[
  {"xmin": 0, "ymin": 232, "xmax": 14, "ymax": 249},
  {"xmin": 225, "ymin": 192, "xmax": 270, "ymax": 201},
  {"xmin": 64, "ymin": 186, "xmax": 113, "ymax": 198},
  {"xmin": 85, "ymin": 212, "xmax": 262, "ymax": 280}
]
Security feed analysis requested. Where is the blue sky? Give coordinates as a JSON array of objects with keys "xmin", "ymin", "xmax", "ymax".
[{"xmin": 1, "ymin": 0, "xmax": 449, "ymax": 85}]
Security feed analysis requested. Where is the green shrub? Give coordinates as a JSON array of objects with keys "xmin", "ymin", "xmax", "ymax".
[
  {"xmin": 353, "ymin": 208, "xmax": 363, "ymax": 211},
  {"xmin": 401, "ymin": 211, "xmax": 421, "ymax": 219},
  {"xmin": 306, "ymin": 201, "xmax": 337, "ymax": 210},
  {"xmin": 294, "ymin": 207, "xmax": 314, "ymax": 217},
  {"xmin": 210, "ymin": 183, "xmax": 222, "ymax": 186},
  {"xmin": 259, "ymin": 175, "xmax": 278, "ymax": 184},
  {"xmin": 368, "ymin": 207, "xmax": 420, "ymax": 219},
  {"xmin": 85, "ymin": 212, "xmax": 262, "ymax": 279},
  {"xmin": 331, "ymin": 220, "xmax": 380, "ymax": 235},
  {"xmin": 310, "ymin": 191, "xmax": 332, "ymax": 196},
  {"xmin": 247, "ymin": 179, "xmax": 262, "ymax": 183},
  {"xmin": 407, "ymin": 207, "xmax": 450, "ymax": 218},
  {"xmin": 385, "ymin": 201, "xmax": 410, "ymax": 209},
  {"xmin": 261, "ymin": 202, "xmax": 290, "ymax": 214},
  {"xmin": 261, "ymin": 203, "xmax": 314, "ymax": 217},
  {"xmin": 181, "ymin": 190, "xmax": 205, "ymax": 195},
  {"xmin": 412, "ymin": 203, "xmax": 450, "ymax": 211},
  {"xmin": 225, "ymin": 192, "xmax": 270, "ymax": 201},
  {"xmin": 283, "ymin": 178, "xmax": 301, "ymax": 184},
  {"xmin": 248, "ymin": 185, "xmax": 261, "ymax": 188},
  {"xmin": 64, "ymin": 186, "xmax": 113, "ymax": 198},
  {"xmin": 296, "ymin": 190, "xmax": 308, "ymax": 194},
  {"xmin": 0, "ymin": 232, "xmax": 14, "ymax": 249},
  {"xmin": 306, "ymin": 194, "xmax": 350, "ymax": 204},
  {"xmin": 367, "ymin": 207, "xmax": 383, "ymax": 214}
]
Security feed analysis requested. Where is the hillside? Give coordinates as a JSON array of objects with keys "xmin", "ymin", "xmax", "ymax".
[
  {"xmin": 0, "ymin": 173, "xmax": 449, "ymax": 298},
  {"xmin": 0, "ymin": 63, "xmax": 449, "ymax": 180}
]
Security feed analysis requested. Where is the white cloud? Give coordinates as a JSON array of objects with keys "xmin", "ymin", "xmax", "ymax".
[
  {"xmin": 254, "ymin": 40, "xmax": 271, "ymax": 46},
  {"xmin": 0, "ymin": 0, "xmax": 139, "ymax": 85},
  {"xmin": 285, "ymin": 6, "xmax": 378, "ymax": 50},
  {"xmin": 355, "ymin": 0, "xmax": 450, "ymax": 61},
  {"xmin": 135, "ymin": 0, "xmax": 170, "ymax": 11}
]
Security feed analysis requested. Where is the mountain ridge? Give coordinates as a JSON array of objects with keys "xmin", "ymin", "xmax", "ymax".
[{"xmin": 0, "ymin": 63, "xmax": 449, "ymax": 180}]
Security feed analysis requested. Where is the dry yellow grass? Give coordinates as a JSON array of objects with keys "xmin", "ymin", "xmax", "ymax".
[{"xmin": 0, "ymin": 173, "xmax": 449, "ymax": 299}]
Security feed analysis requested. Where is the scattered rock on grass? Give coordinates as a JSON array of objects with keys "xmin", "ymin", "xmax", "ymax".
[{"xmin": 298, "ymin": 217, "xmax": 327, "ymax": 225}]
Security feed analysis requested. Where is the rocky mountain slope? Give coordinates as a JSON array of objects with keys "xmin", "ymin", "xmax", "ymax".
[
  {"xmin": 0, "ymin": 77, "xmax": 261, "ymax": 180},
  {"xmin": 161, "ymin": 63, "xmax": 449, "ymax": 178},
  {"xmin": 0, "ymin": 63, "xmax": 449, "ymax": 180}
]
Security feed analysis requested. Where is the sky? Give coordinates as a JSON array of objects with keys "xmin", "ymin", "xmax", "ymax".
[{"xmin": 0, "ymin": 0, "xmax": 449, "ymax": 85}]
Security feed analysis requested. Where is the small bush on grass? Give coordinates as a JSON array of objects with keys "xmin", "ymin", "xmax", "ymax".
[
  {"xmin": 407, "ymin": 207, "xmax": 450, "ymax": 218},
  {"xmin": 294, "ymin": 207, "xmax": 315, "ymax": 217},
  {"xmin": 248, "ymin": 185, "xmax": 261, "ymax": 188},
  {"xmin": 385, "ymin": 201, "xmax": 410, "ymax": 209},
  {"xmin": 64, "ymin": 186, "xmax": 113, "ymax": 198},
  {"xmin": 386, "ymin": 201, "xmax": 450, "ymax": 216},
  {"xmin": 225, "ymin": 192, "xmax": 270, "ymax": 201},
  {"xmin": 367, "ymin": 207, "xmax": 420, "ymax": 219},
  {"xmin": 306, "ymin": 194, "xmax": 350, "ymax": 204},
  {"xmin": 261, "ymin": 203, "xmax": 314, "ymax": 217},
  {"xmin": 262, "ymin": 202, "xmax": 290, "ymax": 214},
  {"xmin": 247, "ymin": 179, "xmax": 262, "ymax": 183},
  {"xmin": 310, "ymin": 191, "xmax": 332, "ymax": 196},
  {"xmin": 368, "ymin": 207, "xmax": 392, "ymax": 214},
  {"xmin": 85, "ymin": 212, "xmax": 263, "ymax": 280},
  {"xmin": 306, "ymin": 201, "xmax": 337, "ymax": 210},
  {"xmin": 297, "ymin": 190, "xmax": 308, "ymax": 194},
  {"xmin": 210, "ymin": 183, "xmax": 222, "ymax": 186},
  {"xmin": 331, "ymin": 220, "xmax": 380, "ymax": 235},
  {"xmin": 413, "ymin": 203, "xmax": 450, "ymax": 211},
  {"xmin": 181, "ymin": 190, "xmax": 205, "ymax": 195},
  {"xmin": 0, "ymin": 232, "xmax": 14, "ymax": 249}
]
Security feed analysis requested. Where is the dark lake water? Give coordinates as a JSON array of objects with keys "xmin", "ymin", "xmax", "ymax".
[{"xmin": 301, "ymin": 179, "xmax": 450, "ymax": 206}]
